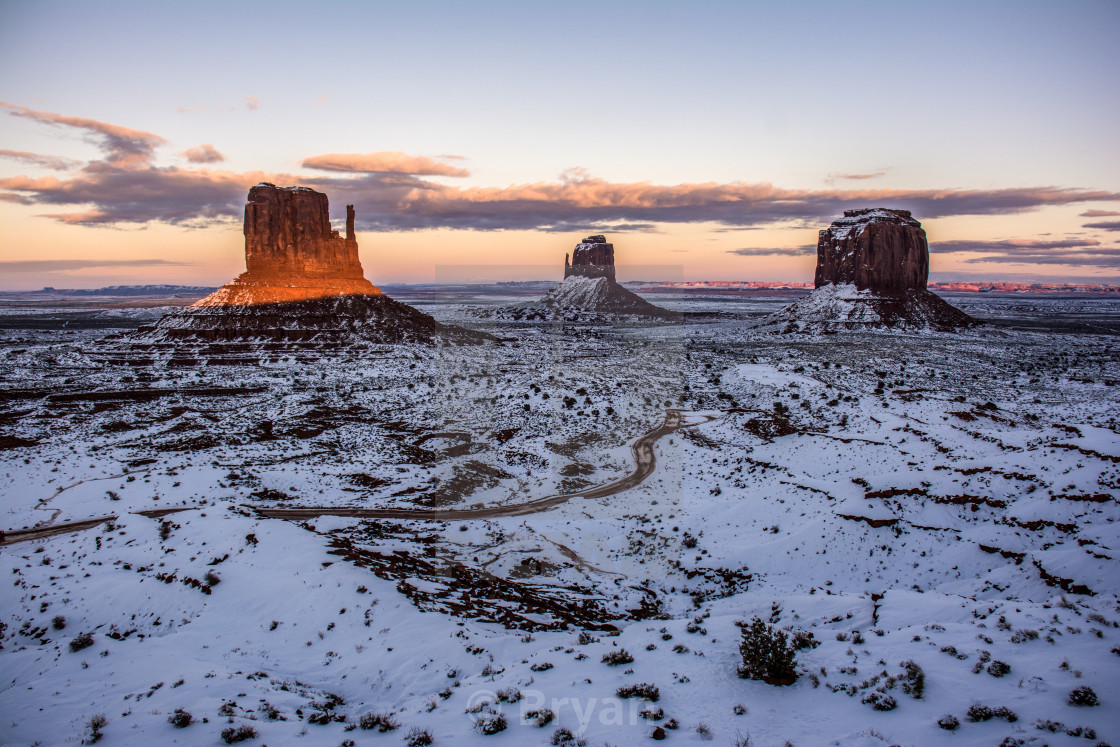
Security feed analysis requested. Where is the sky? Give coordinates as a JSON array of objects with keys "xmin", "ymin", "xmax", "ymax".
[{"xmin": 1, "ymin": 0, "xmax": 1118, "ymax": 289}]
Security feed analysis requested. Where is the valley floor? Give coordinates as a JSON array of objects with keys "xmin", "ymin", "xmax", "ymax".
[{"xmin": 1, "ymin": 293, "xmax": 1118, "ymax": 746}]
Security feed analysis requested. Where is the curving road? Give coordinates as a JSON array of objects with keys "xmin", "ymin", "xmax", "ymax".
[
  {"xmin": 1, "ymin": 409, "xmax": 717, "ymax": 544},
  {"xmin": 254, "ymin": 409, "xmax": 716, "ymax": 522}
]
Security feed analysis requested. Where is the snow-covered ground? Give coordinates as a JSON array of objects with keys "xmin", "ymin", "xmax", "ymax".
[{"xmin": 1, "ymin": 293, "xmax": 1118, "ymax": 746}]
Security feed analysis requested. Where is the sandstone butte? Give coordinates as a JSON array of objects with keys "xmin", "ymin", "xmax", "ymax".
[
  {"xmin": 564, "ymin": 235, "xmax": 617, "ymax": 282},
  {"xmin": 766, "ymin": 208, "xmax": 975, "ymax": 331},
  {"xmin": 815, "ymin": 208, "xmax": 929, "ymax": 292},
  {"xmin": 193, "ymin": 183, "xmax": 380, "ymax": 306}
]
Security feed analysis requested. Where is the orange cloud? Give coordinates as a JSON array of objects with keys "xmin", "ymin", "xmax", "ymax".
[
  {"xmin": 301, "ymin": 151, "xmax": 469, "ymax": 177},
  {"xmin": 2, "ymin": 102, "xmax": 1119, "ymax": 237},
  {"xmin": 1, "ymin": 101, "xmax": 164, "ymax": 168},
  {"xmin": 0, "ymin": 149, "xmax": 81, "ymax": 171},
  {"xmin": 181, "ymin": 144, "xmax": 226, "ymax": 164}
]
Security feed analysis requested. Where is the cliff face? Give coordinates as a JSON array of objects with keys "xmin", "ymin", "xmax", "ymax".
[
  {"xmin": 194, "ymin": 183, "xmax": 379, "ymax": 306},
  {"xmin": 117, "ymin": 183, "xmax": 495, "ymax": 352},
  {"xmin": 761, "ymin": 208, "xmax": 975, "ymax": 332},
  {"xmin": 815, "ymin": 209, "xmax": 928, "ymax": 292},
  {"xmin": 564, "ymin": 235, "xmax": 616, "ymax": 282}
]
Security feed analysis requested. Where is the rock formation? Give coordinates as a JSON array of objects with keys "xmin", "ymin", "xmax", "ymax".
[
  {"xmin": 106, "ymin": 184, "xmax": 493, "ymax": 359},
  {"xmin": 195, "ymin": 183, "xmax": 380, "ymax": 305},
  {"xmin": 814, "ymin": 209, "xmax": 928, "ymax": 292},
  {"xmin": 761, "ymin": 209, "xmax": 974, "ymax": 332},
  {"xmin": 564, "ymin": 235, "xmax": 616, "ymax": 282},
  {"xmin": 542, "ymin": 235, "xmax": 672, "ymax": 317}
]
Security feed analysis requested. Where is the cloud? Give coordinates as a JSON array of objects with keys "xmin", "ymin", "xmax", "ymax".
[
  {"xmin": 0, "ymin": 149, "xmax": 81, "ymax": 171},
  {"xmin": 244, "ymin": 96, "xmax": 260, "ymax": 111},
  {"xmin": 729, "ymin": 245, "xmax": 815, "ymax": 257},
  {"xmin": 1080, "ymin": 209, "xmax": 1120, "ymax": 218},
  {"xmin": 1, "ymin": 101, "xmax": 164, "ymax": 168},
  {"xmin": 301, "ymin": 151, "xmax": 469, "ymax": 177},
  {"xmin": 0, "ymin": 258, "xmax": 193, "ymax": 272},
  {"xmin": 1084, "ymin": 220, "xmax": 1120, "ymax": 232},
  {"xmin": 2, "ymin": 102, "xmax": 1119, "ymax": 235},
  {"xmin": 180, "ymin": 144, "xmax": 226, "ymax": 164},
  {"xmin": 828, "ymin": 170, "xmax": 887, "ymax": 181},
  {"xmin": 933, "ymin": 238, "xmax": 1103, "ymax": 253},
  {"xmin": 934, "ymin": 238, "xmax": 1120, "ymax": 268}
]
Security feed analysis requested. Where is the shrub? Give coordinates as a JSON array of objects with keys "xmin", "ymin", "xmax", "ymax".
[
  {"xmin": 987, "ymin": 660, "xmax": 1011, "ymax": 677},
  {"xmin": 525, "ymin": 708, "xmax": 554, "ymax": 727},
  {"xmin": 403, "ymin": 727, "xmax": 433, "ymax": 747},
  {"xmin": 474, "ymin": 709, "xmax": 507, "ymax": 735},
  {"xmin": 1069, "ymin": 686, "xmax": 1099, "ymax": 707},
  {"xmin": 530, "ymin": 661, "xmax": 554, "ymax": 672},
  {"xmin": 168, "ymin": 708, "xmax": 193, "ymax": 728},
  {"xmin": 70, "ymin": 631, "xmax": 94, "ymax": 652},
  {"xmin": 496, "ymin": 687, "xmax": 522, "ymax": 703},
  {"xmin": 900, "ymin": 660, "xmax": 925, "ymax": 698},
  {"xmin": 1010, "ymin": 628, "xmax": 1039, "ymax": 643},
  {"xmin": 51, "ymin": 615, "xmax": 66, "ymax": 630},
  {"xmin": 696, "ymin": 721, "xmax": 713, "ymax": 740},
  {"xmin": 83, "ymin": 714, "xmax": 106, "ymax": 744},
  {"xmin": 220, "ymin": 725, "xmax": 258, "ymax": 744},
  {"xmin": 967, "ymin": 704, "xmax": 1018, "ymax": 722},
  {"xmin": 862, "ymin": 692, "xmax": 897, "ymax": 711},
  {"xmin": 937, "ymin": 714, "xmax": 959, "ymax": 731},
  {"xmin": 737, "ymin": 618, "xmax": 797, "ymax": 685},
  {"xmin": 551, "ymin": 727, "xmax": 587, "ymax": 745},
  {"xmin": 616, "ymin": 682, "xmax": 661, "ymax": 701},
  {"xmin": 601, "ymin": 648, "xmax": 634, "ymax": 666}
]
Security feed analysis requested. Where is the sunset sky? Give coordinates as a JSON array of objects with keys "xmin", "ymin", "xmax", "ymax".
[{"xmin": 1, "ymin": 0, "xmax": 1118, "ymax": 289}]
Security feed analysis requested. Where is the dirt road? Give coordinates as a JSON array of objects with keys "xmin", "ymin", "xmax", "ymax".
[
  {"xmin": 256, "ymin": 408, "xmax": 713, "ymax": 522},
  {"xmin": 1, "ymin": 409, "xmax": 715, "ymax": 544}
]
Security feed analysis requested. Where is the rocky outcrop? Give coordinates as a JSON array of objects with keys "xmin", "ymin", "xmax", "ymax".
[
  {"xmin": 195, "ymin": 183, "xmax": 380, "ymax": 305},
  {"xmin": 105, "ymin": 184, "xmax": 494, "ymax": 357},
  {"xmin": 564, "ymin": 235, "xmax": 616, "ymax": 282},
  {"xmin": 760, "ymin": 208, "xmax": 975, "ymax": 332},
  {"xmin": 541, "ymin": 275, "xmax": 673, "ymax": 317},
  {"xmin": 545, "ymin": 235, "xmax": 670, "ymax": 318},
  {"xmin": 815, "ymin": 209, "xmax": 928, "ymax": 292}
]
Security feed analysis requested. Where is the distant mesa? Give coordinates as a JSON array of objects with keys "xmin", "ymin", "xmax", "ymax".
[
  {"xmin": 194, "ymin": 183, "xmax": 379, "ymax": 306},
  {"xmin": 116, "ymin": 184, "xmax": 492, "ymax": 355},
  {"xmin": 564, "ymin": 235, "xmax": 616, "ymax": 282},
  {"xmin": 763, "ymin": 209, "xmax": 976, "ymax": 332},
  {"xmin": 540, "ymin": 235, "xmax": 673, "ymax": 318}
]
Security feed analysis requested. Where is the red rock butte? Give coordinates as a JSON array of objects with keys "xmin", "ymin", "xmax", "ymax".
[{"xmin": 193, "ymin": 183, "xmax": 381, "ymax": 306}]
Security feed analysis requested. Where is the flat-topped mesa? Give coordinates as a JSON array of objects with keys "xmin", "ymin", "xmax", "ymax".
[
  {"xmin": 815, "ymin": 208, "xmax": 928, "ymax": 292},
  {"xmin": 194, "ymin": 183, "xmax": 380, "ymax": 306},
  {"xmin": 757, "ymin": 208, "xmax": 976, "ymax": 332},
  {"xmin": 564, "ymin": 235, "xmax": 616, "ymax": 282}
]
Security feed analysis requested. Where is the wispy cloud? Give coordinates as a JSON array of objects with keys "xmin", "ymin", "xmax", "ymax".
[
  {"xmin": 1, "ymin": 101, "xmax": 164, "ymax": 168},
  {"xmin": 827, "ymin": 169, "xmax": 888, "ymax": 181},
  {"xmin": 302, "ymin": 151, "xmax": 469, "ymax": 177},
  {"xmin": 935, "ymin": 238, "xmax": 1120, "ymax": 268},
  {"xmin": 729, "ymin": 245, "xmax": 815, "ymax": 257},
  {"xmin": 1084, "ymin": 220, "xmax": 1120, "ymax": 232},
  {"xmin": 0, "ymin": 258, "xmax": 193, "ymax": 272},
  {"xmin": 0, "ymin": 149, "xmax": 81, "ymax": 171},
  {"xmin": 244, "ymin": 95, "xmax": 260, "ymax": 111},
  {"xmin": 1080, "ymin": 209, "xmax": 1120, "ymax": 218},
  {"xmin": 2, "ymin": 102, "xmax": 1119, "ymax": 234},
  {"xmin": 180, "ymin": 144, "xmax": 225, "ymax": 164},
  {"xmin": 934, "ymin": 238, "xmax": 1103, "ymax": 253}
]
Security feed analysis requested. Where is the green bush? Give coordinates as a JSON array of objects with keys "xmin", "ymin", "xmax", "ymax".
[{"xmin": 737, "ymin": 618, "xmax": 797, "ymax": 685}]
